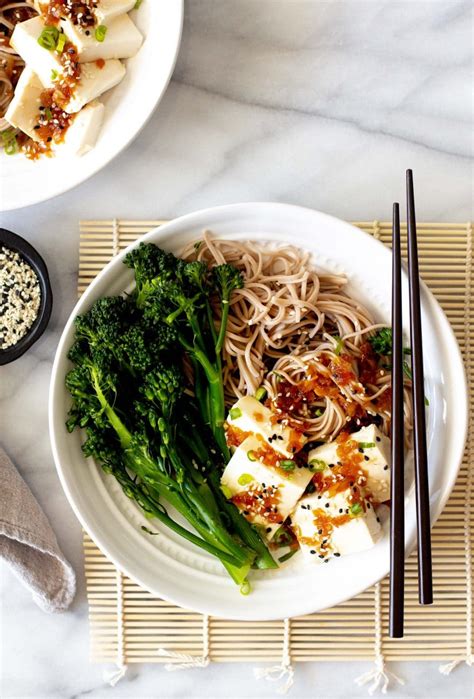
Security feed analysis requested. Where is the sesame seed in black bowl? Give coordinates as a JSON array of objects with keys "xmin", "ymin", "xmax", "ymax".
[{"xmin": 0, "ymin": 228, "xmax": 53, "ymax": 366}]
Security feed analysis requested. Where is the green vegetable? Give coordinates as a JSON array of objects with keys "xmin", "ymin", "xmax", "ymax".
[
  {"xmin": 221, "ymin": 484, "xmax": 232, "ymax": 499},
  {"xmin": 229, "ymin": 407, "xmax": 242, "ymax": 420},
  {"xmin": 134, "ymin": 0, "xmax": 143, "ymax": 8},
  {"xmin": 2, "ymin": 129, "xmax": 18, "ymax": 155},
  {"xmin": 141, "ymin": 526, "xmax": 158, "ymax": 535},
  {"xmin": 255, "ymin": 387, "xmax": 267, "ymax": 402},
  {"xmin": 44, "ymin": 107, "xmax": 53, "ymax": 121},
  {"xmin": 95, "ymin": 25, "xmax": 107, "ymax": 42},
  {"xmin": 66, "ymin": 244, "xmax": 277, "ymax": 588},
  {"xmin": 240, "ymin": 580, "xmax": 251, "ymax": 595},
  {"xmin": 350, "ymin": 502, "xmax": 363, "ymax": 516},
  {"xmin": 358, "ymin": 442, "xmax": 375, "ymax": 449},
  {"xmin": 309, "ymin": 458, "xmax": 326, "ymax": 472},
  {"xmin": 56, "ymin": 31, "xmax": 67, "ymax": 53},
  {"xmin": 238, "ymin": 473, "xmax": 254, "ymax": 486},
  {"xmin": 51, "ymin": 69, "xmax": 59, "ymax": 80},
  {"xmin": 369, "ymin": 327, "xmax": 393, "ymax": 356},
  {"xmin": 314, "ymin": 408, "xmax": 323, "ymax": 417},
  {"xmin": 333, "ymin": 335, "xmax": 344, "ymax": 356},
  {"xmin": 279, "ymin": 459, "xmax": 296, "ymax": 471},
  {"xmin": 37, "ymin": 25, "xmax": 59, "ymax": 51},
  {"xmin": 247, "ymin": 450, "xmax": 257, "ymax": 461}
]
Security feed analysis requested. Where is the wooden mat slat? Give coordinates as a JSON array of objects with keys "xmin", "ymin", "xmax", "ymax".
[{"xmin": 80, "ymin": 219, "xmax": 473, "ymax": 664}]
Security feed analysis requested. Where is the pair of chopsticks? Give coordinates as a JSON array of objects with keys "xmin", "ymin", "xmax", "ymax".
[{"xmin": 389, "ymin": 170, "xmax": 433, "ymax": 638}]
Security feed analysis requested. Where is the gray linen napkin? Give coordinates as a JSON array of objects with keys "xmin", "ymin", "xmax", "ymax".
[{"xmin": 0, "ymin": 446, "xmax": 76, "ymax": 612}]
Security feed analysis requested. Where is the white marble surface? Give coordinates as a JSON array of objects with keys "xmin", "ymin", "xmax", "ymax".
[{"xmin": 1, "ymin": 1, "xmax": 472, "ymax": 697}]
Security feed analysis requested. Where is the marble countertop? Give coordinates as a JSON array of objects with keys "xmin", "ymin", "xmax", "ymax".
[{"xmin": 1, "ymin": 2, "xmax": 472, "ymax": 697}]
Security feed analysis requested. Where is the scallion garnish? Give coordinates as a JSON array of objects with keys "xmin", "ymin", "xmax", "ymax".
[
  {"xmin": 255, "ymin": 386, "xmax": 267, "ymax": 402},
  {"xmin": 350, "ymin": 502, "xmax": 363, "ymax": 515},
  {"xmin": 44, "ymin": 107, "xmax": 53, "ymax": 121},
  {"xmin": 238, "ymin": 473, "xmax": 254, "ymax": 486},
  {"xmin": 358, "ymin": 442, "xmax": 375, "ymax": 449},
  {"xmin": 314, "ymin": 408, "xmax": 323, "ymax": 417},
  {"xmin": 309, "ymin": 458, "xmax": 326, "ymax": 472},
  {"xmin": 51, "ymin": 69, "xmax": 59, "ymax": 80},
  {"xmin": 229, "ymin": 406, "xmax": 242, "ymax": 420},
  {"xmin": 56, "ymin": 31, "xmax": 67, "ymax": 53},
  {"xmin": 3, "ymin": 134, "xmax": 18, "ymax": 156},
  {"xmin": 134, "ymin": 0, "xmax": 143, "ymax": 8},
  {"xmin": 279, "ymin": 459, "xmax": 296, "ymax": 471},
  {"xmin": 333, "ymin": 335, "xmax": 344, "ymax": 356},
  {"xmin": 247, "ymin": 450, "xmax": 257, "ymax": 461},
  {"xmin": 95, "ymin": 25, "xmax": 107, "ymax": 42},
  {"xmin": 37, "ymin": 25, "xmax": 59, "ymax": 51}
]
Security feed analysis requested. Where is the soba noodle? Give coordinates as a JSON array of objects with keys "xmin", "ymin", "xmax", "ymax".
[
  {"xmin": 0, "ymin": 1, "xmax": 37, "ymax": 133},
  {"xmin": 183, "ymin": 232, "xmax": 413, "ymax": 446}
]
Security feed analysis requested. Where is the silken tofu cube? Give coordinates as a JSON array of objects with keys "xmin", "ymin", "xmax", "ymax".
[
  {"xmin": 291, "ymin": 488, "xmax": 382, "ymax": 562},
  {"xmin": 221, "ymin": 434, "xmax": 314, "ymax": 539},
  {"xmin": 308, "ymin": 424, "xmax": 391, "ymax": 502},
  {"xmin": 63, "ymin": 59, "xmax": 125, "ymax": 113},
  {"xmin": 5, "ymin": 68, "xmax": 44, "ymax": 141},
  {"xmin": 226, "ymin": 395, "xmax": 306, "ymax": 458},
  {"xmin": 59, "ymin": 13, "xmax": 143, "ymax": 63},
  {"xmin": 35, "ymin": 0, "xmax": 136, "ymax": 23},
  {"xmin": 10, "ymin": 17, "xmax": 63, "ymax": 88},
  {"xmin": 61, "ymin": 101, "xmax": 105, "ymax": 156}
]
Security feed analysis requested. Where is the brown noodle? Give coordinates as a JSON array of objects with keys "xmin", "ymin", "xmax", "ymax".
[{"xmin": 183, "ymin": 232, "xmax": 413, "ymax": 445}]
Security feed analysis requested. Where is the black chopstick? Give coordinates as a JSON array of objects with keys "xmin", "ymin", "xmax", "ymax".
[
  {"xmin": 390, "ymin": 202, "xmax": 405, "ymax": 638},
  {"xmin": 406, "ymin": 169, "xmax": 433, "ymax": 605}
]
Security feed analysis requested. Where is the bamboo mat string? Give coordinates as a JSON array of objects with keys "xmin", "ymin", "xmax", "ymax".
[
  {"xmin": 254, "ymin": 617, "xmax": 294, "ymax": 694},
  {"xmin": 439, "ymin": 221, "xmax": 474, "ymax": 676},
  {"xmin": 354, "ymin": 583, "xmax": 404, "ymax": 694},
  {"xmin": 112, "ymin": 219, "xmax": 120, "ymax": 257},
  {"xmin": 156, "ymin": 614, "xmax": 210, "ymax": 670},
  {"xmin": 103, "ymin": 570, "xmax": 127, "ymax": 686}
]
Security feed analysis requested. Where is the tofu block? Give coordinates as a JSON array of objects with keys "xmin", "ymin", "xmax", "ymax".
[
  {"xmin": 59, "ymin": 13, "xmax": 142, "ymax": 63},
  {"xmin": 221, "ymin": 435, "xmax": 314, "ymax": 538},
  {"xmin": 291, "ymin": 488, "xmax": 382, "ymax": 562},
  {"xmin": 308, "ymin": 424, "xmax": 391, "ymax": 503},
  {"xmin": 36, "ymin": 0, "xmax": 136, "ymax": 24},
  {"xmin": 62, "ymin": 59, "xmax": 125, "ymax": 113},
  {"xmin": 11, "ymin": 17, "xmax": 63, "ymax": 87},
  {"xmin": 61, "ymin": 100, "xmax": 105, "ymax": 156},
  {"xmin": 5, "ymin": 68, "xmax": 44, "ymax": 141},
  {"xmin": 226, "ymin": 396, "xmax": 306, "ymax": 458}
]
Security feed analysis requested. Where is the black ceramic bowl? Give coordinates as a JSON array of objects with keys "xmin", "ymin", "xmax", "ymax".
[{"xmin": 0, "ymin": 228, "xmax": 53, "ymax": 366}]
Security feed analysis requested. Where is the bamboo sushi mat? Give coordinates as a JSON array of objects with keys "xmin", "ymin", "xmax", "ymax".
[{"xmin": 79, "ymin": 220, "xmax": 473, "ymax": 669}]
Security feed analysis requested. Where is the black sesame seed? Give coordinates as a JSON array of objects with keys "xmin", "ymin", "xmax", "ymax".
[
  {"xmin": 334, "ymin": 552, "xmax": 341, "ymax": 557},
  {"xmin": 318, "ymin": 554, "xmax": 325, "ymax": 559},
  {"xmin": 266, "ymin": 527, "xmax": 272, "ymax": 533},
  {"xmin": 310, "ymin": 550, "xmax": 316, "ymax": 555},
  {"xmin": 376, "ymin": 436, "xmax": 381, "ymax": 442},
  {"xmin": 325, "ymin": 503, "xmax": 330, "ymax": 508},
  {"xmin": 376, "ymin": 517, "xmax": 381, "ymax": 523},
  {"xmin": 364, "ymin": 455, "xmax": 369, "ymax": 461},
  {"xmin": 384, "ymin": 465, "xmax": 388, "ymax": 471},
  {"xmin": 367, "ymin": 502, "xmax": 371, "ymax": 509},
  {"xmin": 339, "ymin": 508, "xmax": 343, "ymax": 513},
  {"xmin": 328, "ymin": 463, "xmax": 334, "ymax": 469},
  {"xmin": 318, "ymin": 529, "xmax": 323, "ymax": 535},
  {"xmin": 358, "ymin": 448, "xmax": 363, "ymax": 453}
]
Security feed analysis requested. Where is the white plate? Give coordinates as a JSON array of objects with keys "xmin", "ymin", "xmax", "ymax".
[
  {"xmin": 49, "ymin": 203, "xmax": 468, "ymax": 620},
  {"xmin": 0, "ymin": 3, "xmax": 183, "ymax": 212}
]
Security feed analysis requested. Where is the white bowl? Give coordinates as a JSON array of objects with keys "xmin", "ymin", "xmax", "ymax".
[
  {"xmin": 49, "ymin": 203, "xmax": 468, "ymax": 620},
  {"xmin": 0, "ymin": 2, "xmax": 183, "ymax": 212}
]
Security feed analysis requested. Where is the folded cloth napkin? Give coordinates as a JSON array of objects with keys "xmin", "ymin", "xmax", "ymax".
[{"xmin": 0, "ymin": 446, "xmax": 76, "ymax": 612}]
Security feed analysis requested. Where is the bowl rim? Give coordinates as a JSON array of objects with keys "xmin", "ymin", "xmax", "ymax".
[
  {"xmin": 48, "ymin": 202, "xmax": 469, "ymax": 619},
  {"xmin": 0, "ymin": 228, "xmax": 53, "ymax": 365}
]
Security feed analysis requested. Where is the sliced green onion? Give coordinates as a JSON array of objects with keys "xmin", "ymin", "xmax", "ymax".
[
  {"xmin": 273, "ymin": 526, "xmax": 293, "ymax": 547},
  {"xmin": 279, "ymin": 459, "xmax": 296, "ymax": 471},
  {"xmin": 44, "ymin": 107, "xmax": 53, "ymax": 121},
  {"xmin": 278, "ymin": 549, "xmax": 297, "ymax": 563},
  {"xmin": 134, "ymin": 0, "xmax": 143, "ymax": 8},
  {"xmin": 240, "ymin": 580, "xmax": 251, "ymax": 596},
  {"xmin": 193, "ymin": 240, "xmax": 202, "ymax": 251},
  {"xmin": 229, "ymin": 406, "xmax": 242, "ymax": 420},
  {"xmin": 350, "ymin": 502, "xmax": 363, "ymax": 516},
  {"xmin": 95, "ymin": 25, "xmax": 107, "ymax": 42},
  {"xmin": 238, "ymin": 473, "xmax": 254, "ymax": 486},
  {"xmin": 51, "ymin": 69, "xmax": 59, "ymax": 81},
  {"xmin": 3, "ymin": 135, "xmax": 18, "ymax": 155},
  {"xmin": 272, "ymin": 371, "xmax": 284, "ymax": 382},
  {"xmin": 333, "ymin": 335, "xmax": 344, "ymax": 356},
  {"xmin": 247, "ymin": 450, "xmax": 257, "ymax": 462},
  {"xmin": 37, "ymin": 25, "xmax": 59, "ymax": 50},
  {"xmin": 314, "ymin": 408, "xmax": 323, "ymax": 417},
  {"xmin": 221, "ymin": 484, "xmax": 232, "ymax": 499},
  {"xmin": 1, "ymin": 128, "xmax": 16, "ymax": 144},
  {"xmin": 358, "ymin": 442, "xmax": 375, "ymax": 449},
  {"xmin": 255, "ymin": 387, "xmax": 267, "ymax": 402},
  {"xmin": 309, "ymin": 458, "xmax": 326, "ymax": 472},
  {"xmin": 56, "ymin": 31, "xmax": 67, "ymax": 53}
]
